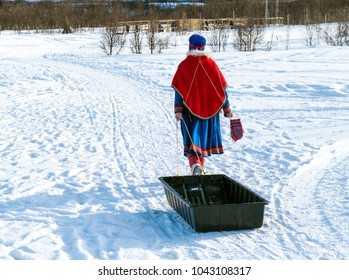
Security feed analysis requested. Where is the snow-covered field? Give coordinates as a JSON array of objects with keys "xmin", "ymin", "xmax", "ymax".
[{"xmin": 0, "ymin": 25, "xmax": 349, "ymax": 262}]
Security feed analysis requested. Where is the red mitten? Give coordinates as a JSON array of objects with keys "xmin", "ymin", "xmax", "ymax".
[{"xmin": 230, "ymin": 118, "xmax": 244, "ymax": 141}]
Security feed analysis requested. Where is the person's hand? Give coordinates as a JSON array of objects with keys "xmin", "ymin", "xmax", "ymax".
[
  {"xmin": 224, "ymin": 111, "xmax": 233, "ymax": 118},
  {"xmin": 175, "ymin": 112, "xmax": 182, "ymax": 121}
]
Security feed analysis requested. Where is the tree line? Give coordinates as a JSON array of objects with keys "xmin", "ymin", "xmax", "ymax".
[{"xmin": 0, "ymin": 0, "xmax": 348, "ymax": 32}]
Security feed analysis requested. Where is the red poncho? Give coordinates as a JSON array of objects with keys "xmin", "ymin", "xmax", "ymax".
[{"xmin": 171, "ymin": 53, "xmax": 228, "ymax": 119}]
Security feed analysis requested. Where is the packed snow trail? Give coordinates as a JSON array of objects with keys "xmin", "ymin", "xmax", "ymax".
[
  {"xmin": 272, "ymin": 139, "xmax": 349, "ymax": 259},
  {"xmin": 0, "ymin": 55, "xmax": 186, "ymax": 259},
  {"xmin": 1, "ymin": 31, "xmax": 349, "ymax": 260}
]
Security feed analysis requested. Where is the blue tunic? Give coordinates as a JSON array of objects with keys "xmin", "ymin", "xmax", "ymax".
[{"xmin": 175, "ymin": 90, "xmax": 231, "ymax": 157}]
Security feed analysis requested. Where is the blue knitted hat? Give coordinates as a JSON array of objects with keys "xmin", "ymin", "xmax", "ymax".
[{"xmin": 189, "ymin": 34, "xmax": 206, "ymax": 51}]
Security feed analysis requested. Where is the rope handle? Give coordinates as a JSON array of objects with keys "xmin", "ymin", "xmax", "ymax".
[{"xmin": 180, "ymin": 118, "xmax": 204, "ymax": 172}]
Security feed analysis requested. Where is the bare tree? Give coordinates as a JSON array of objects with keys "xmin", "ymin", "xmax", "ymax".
[
  {"xmin": 62, "ymin": 16, "xmax": 74, "ymax": 34},
  {"xmin": 100, "ymin": 26, "xmax": 126, "ymax": 55},
  {"xmin": 285, "ymin": 24, "xmax": 291, "ymax": 50},
  {"xmin": 322, "ymin": 22, "xmax": 349, "ymax": 46},
  {"xmin": 304, "ymin": 24, "xmax": 319, "ymax": 47},
  {"xmin": 209, "ymin": 25, "xmax": 229, "ymax": 52},
  {"xmin": 233, "ymin": 20, "xmax": 265, "ymax": 52},
  {"xmin": 323, "ymin": 22, "xmax": 349, "ymax": 46},
  {"xmin": 264, "ymin": 30, "xmax": 277, "ymax": 51},
  {"xmin": 147, "ymin": 21, "xmax": 158, "ymax": 54},
  {"xmin": 157, "ymin": 35, "xmax": 170, "ymax": 53},
  {"xmin": 337, "ymin": 22, "xmax": 349, "ymax": 46},
  {"xmin": 130, "ymin": 26, "xmax": 143, "ymax": 54}
]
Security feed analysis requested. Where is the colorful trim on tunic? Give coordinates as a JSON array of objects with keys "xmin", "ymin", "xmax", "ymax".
[{"xmin": 180, "ymin": 108, "xmax": 224, "ymax": 157}]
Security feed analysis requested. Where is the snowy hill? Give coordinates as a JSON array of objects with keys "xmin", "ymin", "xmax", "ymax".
[{"xmin": 0, "ymin": 25, "xmax": 349, "ymax": 263}]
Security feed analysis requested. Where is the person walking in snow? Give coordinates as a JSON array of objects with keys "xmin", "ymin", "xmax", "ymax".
[{"xmin": 171, "ymin": 34, "xmax": 233, "ymax": 175}]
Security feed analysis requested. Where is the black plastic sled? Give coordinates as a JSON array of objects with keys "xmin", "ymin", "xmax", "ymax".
[{"xmin": 159, "ymin": 174, "xmax": 268, "ymax": 232}]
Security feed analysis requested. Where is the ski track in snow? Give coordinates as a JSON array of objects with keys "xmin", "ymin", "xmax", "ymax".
[{"xmin": 0, "ymin": 30, "xmax": 349, "ymax": 260}]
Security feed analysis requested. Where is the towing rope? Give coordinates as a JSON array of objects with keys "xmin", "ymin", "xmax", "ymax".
[{"xmin": 177, "ymin": 118, "xmax": 204, "ymax": 175}]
